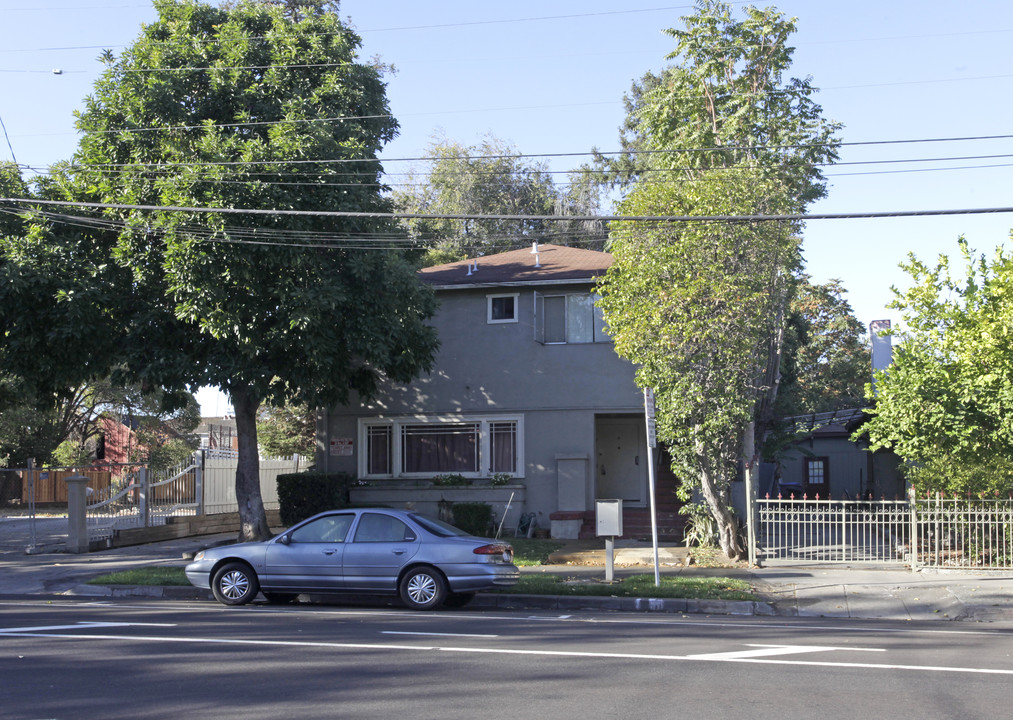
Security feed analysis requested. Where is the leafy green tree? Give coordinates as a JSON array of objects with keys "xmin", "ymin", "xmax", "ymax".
[
  {"xmin": 7, "ymin": 0, "xmax": 437, "ymax": 540},
  {"xmin": 394, "ymin": 135, "xmax": 606, "ymax": 265},
  {"xmin": 257, "ymin": 400, "xmax": 315, "ymax": 457},
  {"xmin": 0, "ymin": 377, "xmax": 66, "ymax": 469},
  {"xmin": 3, "ymin": 162, "xmax": 120, "ymax": 468},
  {"xmin": 597, "ymin": 1, "xmax": 840, "ymax": 559},
  {"xmin": 111, "ymin": 385, "xmax": 201, "ymax": 471},
  {"xmin": 864, "ymin": 239, "xmax": 1013, "ymax": 495},
  {"xmin": 600, "ymin": 170, "xmax": 799, "ymax": 559},
  {"xmin": 0, "ymin": 375, "xmax": 199, "ymax": 471},
  {"xmin": 777, "ymin": 277, "xmax": 871, "ymax": 417},
  {"xmin": 0, "ymin": 162, "xmax": 28, "ymax": 237},
  {"xmin": 600, "ymin": 0, "xmax": 840, "ymax": 205},
  {"xmin": 225, "ymin": 0, "xmax": 340, "ymax": 20}
]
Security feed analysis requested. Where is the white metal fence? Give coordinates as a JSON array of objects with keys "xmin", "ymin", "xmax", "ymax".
[
  {"xmin": 6, "ymin": 451, "xmax": 301, "ymax": 550},
  {"xmin": 82, "ymin": 457, "xmax": 202, "ymax": 540},
  {"xmin": 758, "ymin": 495, "xmax": 1013, "ymax": 570},
  {"xmin": 201, "ymin": 450, "xmax": 291, "ymax": 514}
]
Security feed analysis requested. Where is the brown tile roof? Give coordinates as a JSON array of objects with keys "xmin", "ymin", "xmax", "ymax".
[{"xmin": 419, "ymin": 244, "xmax": 612, "ymax": 288}]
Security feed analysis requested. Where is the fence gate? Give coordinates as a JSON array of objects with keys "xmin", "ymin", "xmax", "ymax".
[
  {"xmin": 83, "ymin": 456, "xmax": 202, "ymax": 541},
  {"xmin": 6, "ymin": 451, "xmax": 301, "ymax": 551},
  {"xmin": 757, "ymin": 495, "xmax": 1013, "ymax": 570}
]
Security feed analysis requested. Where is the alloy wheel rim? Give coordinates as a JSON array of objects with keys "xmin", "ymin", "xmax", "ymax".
[
  {"xmin": 222, "ymin": 571, "xmax": 249, "ymax": 599},
  {"xmin": 407, "ymin": 574, "xmax": 436, "ymax": 604}
]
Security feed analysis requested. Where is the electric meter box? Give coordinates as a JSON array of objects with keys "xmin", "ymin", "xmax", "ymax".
[{"xmin": 596, "ymin": 499, "xmax": 623, "ymax": 537}]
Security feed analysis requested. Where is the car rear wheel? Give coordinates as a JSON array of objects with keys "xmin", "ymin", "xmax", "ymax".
[
  {"xmin": 212, "ymin": 562, "xmax": 259, "ymax": 606},
  {"xmin": 399, "ymin": 567, "xmax": 447, "ymax": 610}
]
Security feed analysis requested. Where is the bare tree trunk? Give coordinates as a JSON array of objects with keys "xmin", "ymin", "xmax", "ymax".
[
  {"xmin": 697, "ymin": 454, "xmax": 745, "ymax": 561},
  {"xmin": 229, "ymin": 383, "xmax": 271, "ymax": 542}
]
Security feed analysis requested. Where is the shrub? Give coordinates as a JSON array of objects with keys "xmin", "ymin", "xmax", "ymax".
[
  {"xmin": 452, "ymin": 502, "xmax": 493, "ymax": 537},
  {"xmin": 432, "ymin": 473, "xmax": 470, "ymax": 486},
  {"xmin": 277, "ymin": 471, "xmax": 353, "ymax": 526}
]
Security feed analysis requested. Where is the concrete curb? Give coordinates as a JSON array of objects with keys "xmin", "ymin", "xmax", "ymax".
[
  {"xmin": 62, "ymin": 584, "xmax": 212, "ymax": 600},
  {"xmin": 472, "ymin": 593, "xmax": 774, "ymax": 615},
  {"xmin": 62, "ymin": 583, "xmax": 775, "ymax": 616}
]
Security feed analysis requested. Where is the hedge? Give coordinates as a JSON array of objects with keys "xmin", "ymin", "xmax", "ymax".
[
  {"xmin": 451, "ymin": 502, "xmax": 493, "ymax": 537},
  {"xmin": 277, "ymin": 471, "xmax": 354, "ymax": 526}
]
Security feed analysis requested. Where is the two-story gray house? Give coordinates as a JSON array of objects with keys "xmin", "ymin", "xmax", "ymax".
[{"xmin": 318, "ymin": 244, "xmax": 682, "ymax": 539}]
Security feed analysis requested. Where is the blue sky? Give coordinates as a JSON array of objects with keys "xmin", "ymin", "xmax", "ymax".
[{"xmin": 2, "ymin": 0, "xmax": 1012, "ymax": 413}]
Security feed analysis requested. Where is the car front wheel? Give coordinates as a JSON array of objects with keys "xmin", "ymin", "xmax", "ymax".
[
  {"xmin": 212, "ymin": 562, "xmax": 259, "ymax": 606},
  {"xmin": 399, "ymin": 567, "xmax": 447, "ymax": 610}
]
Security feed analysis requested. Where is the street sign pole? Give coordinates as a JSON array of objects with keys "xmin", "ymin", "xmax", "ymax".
[{"xmin": 644, "ymin": 388, "xmax": 660, "ymax": 586}]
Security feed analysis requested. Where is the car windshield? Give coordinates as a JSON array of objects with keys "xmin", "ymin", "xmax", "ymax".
[{"xmin": 409, "ymin": 513, "xmax": 471, "ymax": 537}]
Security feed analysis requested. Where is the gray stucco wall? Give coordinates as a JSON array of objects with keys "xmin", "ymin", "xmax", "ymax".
[
  {"xmin": 319, "ymin": 283, "xmax": 643, "ymax": 522},
  {"xmin": 358, "ymin": 285, "xmax": 639, "ymax": 415}
]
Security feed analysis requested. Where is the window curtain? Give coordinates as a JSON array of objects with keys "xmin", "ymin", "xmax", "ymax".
[
  {"xmin": 490, "ymin": 421, "xmax": 517, "ymax": 473},
  {"xmin": 402, "ymin": 423, "xmax": 479, "ymax": 473}
]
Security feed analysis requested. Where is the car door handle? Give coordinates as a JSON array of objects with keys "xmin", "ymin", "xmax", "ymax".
[
  {"xmin": 323, "ymin": 549, "xmax": 338, "ymax": 555},
  {"xmin": 392, "ymin": 549, "xmax": 406, "ymax": 555}
]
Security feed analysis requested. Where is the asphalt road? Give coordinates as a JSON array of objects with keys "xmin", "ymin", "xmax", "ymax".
[{"xmin": 2, "ymin": 598, "xmax": 1012, "ymax": 719}]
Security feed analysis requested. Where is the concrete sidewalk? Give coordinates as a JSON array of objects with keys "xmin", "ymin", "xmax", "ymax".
[
  {"xmin": 2, "ymin": 530, "xmax": 1012, "ymax": 622},
  {"xmin": 542, "ymin": 541, "xmax": 1013, "ymax": 622}
]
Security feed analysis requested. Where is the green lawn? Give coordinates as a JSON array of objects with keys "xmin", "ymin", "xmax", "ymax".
[
  {"xmin": 87, "ymin": 566, "xmax": 191, "ymax": 586},
  {"xmin": 507, "ymin": 573, "xmax": 755, "ymax": 601},
  {"xmin": 509, "ymin": 538, "xmax": 565, "ymax": 566},
  {"xmin": 88, "ymin": 564, "xmax": 755, "ymax": 602}
]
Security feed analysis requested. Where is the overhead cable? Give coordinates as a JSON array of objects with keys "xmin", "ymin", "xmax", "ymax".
[{"xmin": 5, "ymin": 197, "xmax": 1013, "ymax": 223}]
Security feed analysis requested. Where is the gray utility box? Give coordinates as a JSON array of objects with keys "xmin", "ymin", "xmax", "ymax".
[{"xmin": 596, "ymin": 499, "xmax": 623, "ymax": 537}]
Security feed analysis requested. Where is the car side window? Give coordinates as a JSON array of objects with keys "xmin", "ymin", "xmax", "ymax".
[
  {"xmin": 289, "ymin": 514, "xmax": 353, "ymax": 543},
  {"xmin": 353, "ymin": 513, "xmax": 417, "ymax": 543}
]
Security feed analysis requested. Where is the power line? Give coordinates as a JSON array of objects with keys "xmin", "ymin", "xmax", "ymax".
[
  {"xmin": 0, "ymin": 5, "xmax": 705, "ymax": 55},
  {"xmin": 0, "ymin": 113, "xmax": 18, "ymax": 165},
  {"xmin": 28, "ymin": 150, "xmax": 1012, "ymax": 190},
  {"xmin": 5, "ymin": 197, "xmax": 1013, "ymax": 224},
  {"xmin": 119, "ymin": 61, "xmax": 357, "ymax": 74},
  {"xmin": 3, "ymin": 204, "xmax": 605, "ymax": 251},
  {"xmin": 31, "ymin": 132, "xmax": 1012, "ymax": 173}
]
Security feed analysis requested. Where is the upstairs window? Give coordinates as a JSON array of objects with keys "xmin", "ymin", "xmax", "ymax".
[
  {"xmin": 488, "ymin": 293, "xmax": 519, "ymax": 323},
  {"xmin": 534, "ymin": 292, "xmax": 609, "ymax": 344}
]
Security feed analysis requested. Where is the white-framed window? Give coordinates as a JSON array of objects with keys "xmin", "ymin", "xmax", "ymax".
[
  {"xmin": 359, "ymin": 415, "xmax": 524, "ymax": 479},
  {"xmin": 487, "ymin": 293, "xmax": 520, "ymax": 323},
  {"xmin": 534, "ymin": 292, "xmax": 609, "ymax": 344}
]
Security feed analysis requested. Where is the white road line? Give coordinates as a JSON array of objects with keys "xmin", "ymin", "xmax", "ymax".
[
  {"xmin": 0, "ymin": 621, "xmax": 175, "ymax": 634},
  {"xmin": 2, "ymin": 599, "xmax": 1010, "ymax": 640},
  {"xmin": 2, "ymin": 630, "xmax": 1011, "ymax": 676},
  {"xmin": 686, "ymin": 644, "xmax": 886, "ymax": 660},
  {"xmin": 381, "ymin": 631, "xmax": 498, "ymax": 638}
]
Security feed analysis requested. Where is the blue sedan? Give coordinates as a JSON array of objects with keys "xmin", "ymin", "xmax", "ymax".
[{"xmin": 185, "ymin": 508, "xmax": 520, "ymax": 610}]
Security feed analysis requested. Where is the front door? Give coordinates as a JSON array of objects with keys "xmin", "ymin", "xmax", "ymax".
[
  {"xmin": 262, "ymin": 513, "xmax": 354, "ymax": 590},
  {"xmin": 595, "ymin": 418, "xmax": 647, "ymax": 506}
]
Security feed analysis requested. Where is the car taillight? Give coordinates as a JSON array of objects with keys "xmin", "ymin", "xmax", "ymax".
[{"xmin": 474, "ymin": 543, "xmax": 512, "ymax": 559}]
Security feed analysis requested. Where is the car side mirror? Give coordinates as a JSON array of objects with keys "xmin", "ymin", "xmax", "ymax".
[{"xmin": 277, "ymin": 534, "xmax": 291, "ymax": 545}]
